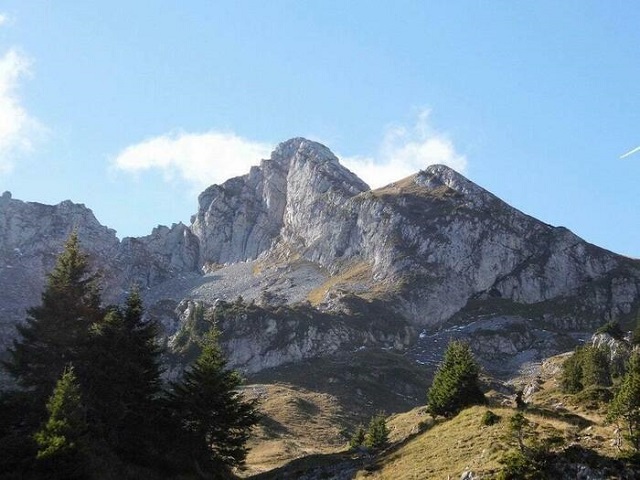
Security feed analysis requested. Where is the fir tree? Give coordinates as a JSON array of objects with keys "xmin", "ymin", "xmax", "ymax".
[
  {"xmin": 608, "ymin": 352, "xmax": 640, "ymax": 451},
  {"xmin": 34, "ymin": 365, "xmax": 88, "ymax": 478},
  {"xmin": 561, "ymin": 344, "xmax": 612, "ymax": 394},
  {"xmin": 168, "ymin": 328, "xmax": 259, "ymax": 475},
  {"xmin": 427, "ymin": 340, "xmax": 485, "ymax": 418},
  {"xmin": 364, "ymin": 414, "xmax": 389, "ymax": 450},
  {"xmin": 4, "ymin": 233, "xmax": 103, "ymax": 401},
  {"xmin": 84, "ymin": 288, "xmax": 163, "ymax": 465},
  {"xmin": 632, "ymin": 309, "xmax": 640, "ymax": 346},
  {"xmin": 560, "ymin": 347, "xmax": 584, "ymax": 394},
  {"xmin": 349, "ymin": 425, "xmax": 366, "ymax": 450},
  {"xmin": 581, "ymin": 345, "xmax": 612, "ymax": 388}
]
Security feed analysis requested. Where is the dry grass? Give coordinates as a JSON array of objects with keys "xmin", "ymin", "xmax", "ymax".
[
  {"xmin": 371, "ymin": 173, "xmax": 456, "ymax": 199},
  {"xmin": 240, "ymin": 383, "xmax": 349, "ymax": 477},
  {"xmin": 307, "ymin": 261, "xmax": 373, "ymax": 305},
  {"xmin": 240, "ymin": 349, "xmax": 431, "ymax": 477},
  {"xmin": 243, "ymin": 352, "xmax": 634, "ymax": 479},
  {"xmin": 356, "ymin": 406, "xmax": 512, "ymax": 479},
  {"xmin": 250, "ymin": 243, "xmax": 304, "ymax": 276}
]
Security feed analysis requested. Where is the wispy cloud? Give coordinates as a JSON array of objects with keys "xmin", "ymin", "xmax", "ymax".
[
  {"xmin": 341, "ymin": 110, "xmax": 467, "ymax": 189},
  {"xmin": 0, "ymin": 47, "xmax": 43, "ymax": 174},
  {"xmin": 620, "ymin": 146, "xmax": 640, "ymax": 159},
  {"xmin": 113, "ymin": 110, "xmax": 466, "ymax": 193},
  {"xmin": 112, "ymin": 131, "xmax": 273, "ymax": 190}
]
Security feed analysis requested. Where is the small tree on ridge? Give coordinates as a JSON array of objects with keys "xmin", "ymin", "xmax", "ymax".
[{"xmin": 427, "ymin": 340, "xmax": 485, "ymax": 418}]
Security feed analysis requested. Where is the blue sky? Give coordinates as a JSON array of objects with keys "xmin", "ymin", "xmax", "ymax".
[{"xmin": 0, "ymin": 1, "xmax": 639, "ymax": 257}]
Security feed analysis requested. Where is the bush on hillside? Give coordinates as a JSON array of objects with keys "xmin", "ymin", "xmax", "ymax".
[
  {"xmin": 595, "ymin": 321, "xmax": 625, "ymax": 341},
  {"xmin": 481, "ymin": 410, "xmax": 501, "ymax": 426}
]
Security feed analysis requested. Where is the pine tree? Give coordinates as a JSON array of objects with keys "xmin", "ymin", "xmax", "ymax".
[
  {"xmin": 581, "ymin": 345, "xmax": 612, "ymax": 388},
  {"xmin": 608, "ymin": 352, "xmax": 640, "ymax": 451},
  {"xmin": 427, "ymin": 340, "xmax": 485, "ymax": 418},
  {"xmin": 364, "ymin": 414, "xmax": 389, "ymax": 450},
  {"xmin": 561, "ymin": 344, "xmax": 612, "ymax": 394},
  {"xmin": 4, "ymin": 233, "xmax": 103, "ymax": 401},
  {"xmin": 560, "ymin": 347, "xmax": 584, "ymax": 393},
  {"xmin": 34, "ymin": 365, "xmax": 88, "ymax": 478},
  {"xmin": 168, "ymin": 328, "xmax": 259, "ymax": 475},
  {"xmin": 349, "ymin": 425, "xmax": 366, "ymax": 450},
  {"xmin": 84, "ymin": 288, "xmax": 163, "ymax": 464}
]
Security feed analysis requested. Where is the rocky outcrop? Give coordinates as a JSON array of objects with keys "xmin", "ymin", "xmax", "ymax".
[
  {"xmin": 166, "ymin": 298, "xmax": 413, "ymax": 375},
  {"xmin": 0, "ymin": 196, "xmax": 200, "ymax": 355},
  {"xmin": 190, "ymin": 138, "xmax": 368, "ymax": 266},
  {"xmin": 0, "ymin": 194, "xmax": 120, "ymax": 352},
  {"xmin": 1, "ymin": 138, "xmax": 640, "ymax": 376},
  {"xmin": 114, "ymin": 223, "xmax": 200, "ymax": 290}
]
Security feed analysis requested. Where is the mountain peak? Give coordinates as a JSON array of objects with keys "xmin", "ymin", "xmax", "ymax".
[
  {"xmin": 271, "ymin": 137, "xmax": 340, "ymax": 167},
  {"xmin": 417, "ymin": 164, "xmax": 480, "ymax": 195}
]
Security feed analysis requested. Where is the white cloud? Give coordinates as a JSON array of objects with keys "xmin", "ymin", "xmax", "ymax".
[
  {"xmin": 0, "ymin": 14, "xmax": 7, "ymax": 27},
  {"xmin": 341, "ymin": 110, "xmax": 467, "ymax": 189},
  {"xmin": 112, "ymin": 131, "xmax": 273, "ymax": 190},
  {"xmin": 0, "ymin": 47, "xmax": 42, "ymax": 174},
  {"xmin": 113, "ymin": 110, "xmax": 466, "ymax": 193}
]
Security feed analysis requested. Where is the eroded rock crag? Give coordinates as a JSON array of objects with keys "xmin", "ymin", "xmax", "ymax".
[{"xmin": 1, "ymin": 138, "xmax": 639, "ymax": 374}]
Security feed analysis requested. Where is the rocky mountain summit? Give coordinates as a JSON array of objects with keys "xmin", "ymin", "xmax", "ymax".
[{"xmin": 1, "ymin": 138, "xmax": 639, "ymax": 376}]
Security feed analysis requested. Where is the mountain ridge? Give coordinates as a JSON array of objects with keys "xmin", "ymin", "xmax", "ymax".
[{"xmin": 1, "ymin": 137, "xmax": 639, "ymax": 378}]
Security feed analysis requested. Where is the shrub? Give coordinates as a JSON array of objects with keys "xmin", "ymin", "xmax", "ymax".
[
  {"xmin": 481, "ymin": 410, "xmax": 501, "ymax": 426},
  {"xmin": 497, "ymin": 450, "xmax": 541, "ymax": 480},
  {"xmin": 596, "ymin": 320, "xmax": 625, "ymax": 340}
]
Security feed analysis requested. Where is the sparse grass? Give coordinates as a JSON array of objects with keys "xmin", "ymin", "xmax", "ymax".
[
  {"xmin": 370, "ymin": 174, "xmax": 459, "ymax": 200},
  {"xmin": 307, "ymin": 261, "xmax": 372, "ymax": 305},
  {"xmin": 241, "ymin": 349, "xmax": 431, "ymax": 477},
  {"xmin": 243, "ymin": 351, "xmax": 640, "ymax": 479},
  {"xmin": 240, "ymin": 384, "xmax": 348, "ymax": 476},
  {"xmin": 355, "ymin": 406, "xmax": 511, "ymax": 479}
]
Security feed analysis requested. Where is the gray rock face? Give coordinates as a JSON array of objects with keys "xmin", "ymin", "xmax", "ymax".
[
  {"xmin": 190, "ymin": 138, "xmax": 368, "ymax": 267},
  {"xmin": 1, "ymin": 138, "xmax": 640, "ymax": 377},
  {"xmin": 167, "ymin": 299, "xmax": 413, "ymax": 375},
  {"xmin": 114, "ymin": 223, "xmax": 200, "ymax": 290},
  {"xmin": 0, "ymin": 196, "xmax": 120, "ymax": 352}
]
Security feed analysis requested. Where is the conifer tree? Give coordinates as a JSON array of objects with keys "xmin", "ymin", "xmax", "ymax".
[
  {"xmin": 84, "ymin": 288, "xmax": 163, "ymax": 464},
  {"xmin": 561, "ymin": 344, "xmax": 612, "ymax": 394},
  {"xmin": 427, "ymin": 340, "xmax": 485, "ymax": 418},
  {"xmin": 560, "ymin": 347, "xmax": 584, "ymax": 393},
  {"xmin": 364, "ymin": 414, "xmax": 389, "ymax": 450},
  {"xmin": 4, "ymin": 233, "xmax": 103, "ymax": 401},
  {"xmin": 581, "ymin": 345, "xmax": 612, "ymax": 388},
  {"xmin": 349, "ymin": 425, "xmax": 366, "ymax": 450},
  {"xmin": 632, "ymin": 309, "xmax": 640, "ymax": 346},
  {"xmin": 168, "ymin": 329, "xmax": 259, "ymax": 475},
  {"xmin": 608, "ymin": 352, "xmax": 640, "ymax": 451},
  {"xmin": 34, "ymin": 365, "xmax": 88, "ymax": 478}
]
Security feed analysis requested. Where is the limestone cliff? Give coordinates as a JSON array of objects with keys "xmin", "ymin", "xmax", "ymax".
[
  {"xmin": 190, "ymin": 138, "xmax": 368, "ymax": 266},
  {"xmin": 1, "ymin": 138, "xmax": 639, "ymax": 376}
]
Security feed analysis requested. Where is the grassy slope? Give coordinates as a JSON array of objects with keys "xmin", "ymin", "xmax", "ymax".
[
  {"xmin": 240, "ymin": 384, "xmax": 348, "ymax": 476},
  {"xmin": 354, "ymin": 354, "xmax": 635, "ymax": 479},
  {"xmin": 241, "ymin": 348, "xmax": 431, "ymax": 477},
  {"xmin": 243, "ymin": 353, "xmax": 638, "ymax": 479}
]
